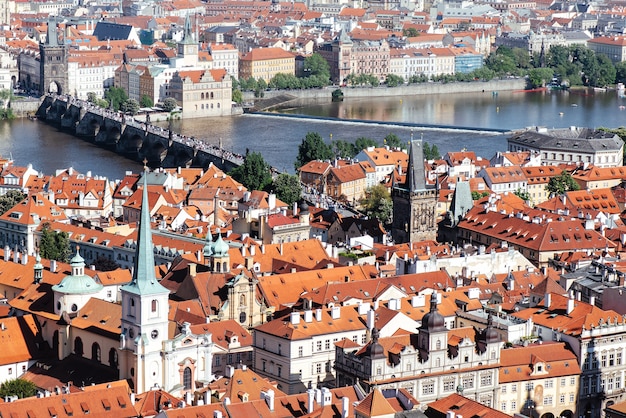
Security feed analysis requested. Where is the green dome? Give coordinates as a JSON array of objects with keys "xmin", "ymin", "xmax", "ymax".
[
  {"xmin": 213, "ymin": 230, "xmax": 229, "ymax": 257},
  {"xmin": 52, "ymin": 248, "xmax": 103, "ymax": 295}
]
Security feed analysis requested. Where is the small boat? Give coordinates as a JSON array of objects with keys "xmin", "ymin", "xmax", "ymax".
[
  {"xmin": 620, "ymin": 106, "xmax": 625, "ymax": 110},
  {"xmin": 559, "ymin": 112, "xmax": 564, "ymax": 116},
  {"xmin": 571, "ymin": 104, "xmax": 578, "ymax": 107}
]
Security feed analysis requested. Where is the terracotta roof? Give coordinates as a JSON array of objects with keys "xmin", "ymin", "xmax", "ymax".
[{"xmin": 427, "ymin": 393, "xmax": 512, "ymax": 418}]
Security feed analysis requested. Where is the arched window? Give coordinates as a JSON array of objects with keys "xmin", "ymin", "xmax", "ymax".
[
  {"xmin": 217, "ymin": 103, "xmax": 220, "ymax": 108},
  {"xmin": 183, "ymin": 367, "xmax": 192, "ymax": 390},
  {"xmin": 52, "ymin": 331, "xmax": 59, "ymax": 356},
  {"xmin": 109, "ymin": 348, "xmax": 118, "ymax": 368},
  {"xmin": 222, "ymin": 262, "xmax": 227, "ymax": 271},
  {"xmin": 240, "ymin": 294, "xmax": 246, "ymax": 306},
  {"xmin": 74, "ymin": 337, "xmax": 84, "ymax": 356},
  {"xmin": 436, "ymin": 339, "xmax": 441, "ymax": 350},
  {"xmin": 216, "ymin": 262, "xmax": 221, "ymax": 273},
  {"xmin": 92, "ymin": 342, "xmax": 101, "ymax": 362},
  {"xmin": 239, "ymin": 311, "xmax": 246, "ymax": 323},
  {"xmin": 201, "ymin": 92, "xmax": 205, "ymax": 99},
  {"xmin": 210, "ymin": 92, "xmax": 214, "ymax": 99},
  {"xmin": 129, "ymin": 298, "xmax": 135, "ymax": 317},
  {"xmin": 151, "ymin": 299, "xmax": 158, "ymax": 313}
]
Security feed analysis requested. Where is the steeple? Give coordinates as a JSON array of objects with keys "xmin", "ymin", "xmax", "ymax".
[
  {"xmin": 203, "ymin": 229, "xmax": 213, "ymax": 260},
  {"xmin": 120, "ymin": 176, "xmax": 168, "ymax": 296},
  {"xmin": 46, "ymin": 17, "xmax": 58, "ymax": 46},
  {"xmin": 182, "ymin": 13, "xmax": 195, "ymax": 45},
  {"xmin": 406, "ymin": 139, "xmax": 426, "ymax": 192}
]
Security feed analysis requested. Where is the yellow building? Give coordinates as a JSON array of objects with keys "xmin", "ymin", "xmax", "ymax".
[
  {"xmin": 239, "ymin": 47, "xmax": 295, "ymax": 83},
  {"xmin": 169, "ymin": 68, "xmax": 232, "ymax": 119}
]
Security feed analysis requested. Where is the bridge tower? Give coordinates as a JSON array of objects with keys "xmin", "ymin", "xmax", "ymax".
[{"xmin": 39, "ymin": 17, "xmax": 68, "ymax": 96}]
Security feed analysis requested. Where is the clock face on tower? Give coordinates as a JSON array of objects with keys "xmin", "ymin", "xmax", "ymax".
[{"xmin": 151, "ymin": 329, "xmax": 159, "ymax": 339}]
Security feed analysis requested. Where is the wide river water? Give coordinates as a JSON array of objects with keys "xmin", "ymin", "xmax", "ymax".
[{"xmin": 5, "ymin": 88, "xmax": 626, "ymax": 179}]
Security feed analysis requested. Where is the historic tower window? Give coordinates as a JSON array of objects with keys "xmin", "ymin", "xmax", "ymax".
[{"xmin": 183, "ymin": 367, "xmax": 192, "ymax": 390}]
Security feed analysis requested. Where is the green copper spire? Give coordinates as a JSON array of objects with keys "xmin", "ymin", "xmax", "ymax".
[
  {"xmin": 182, "ymin": 13, "xmax": 195, "ymax": 45},
  {"xmin": 121, "ymin": 175, "xmax": 168, "ymax": 296}
]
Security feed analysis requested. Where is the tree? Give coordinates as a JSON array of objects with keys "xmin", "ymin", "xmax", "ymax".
[
  {"xmin": 161, "ymin": 97, "xmax": 178, "ymax": 112},
  {"xmin": 528, "ymin": 68, "xmax": 554, "ymax": 88},
  {"xmin": 423, "ymin": 142, "xmax": 440, "ymax": 160},
  {"xmin": 471, "ymin": 191, "xmax": 490, "ymax": 200},
  {"xmin": 331, "ymin": 89, "xmax": 344, "ymax": 101},
  {"xmin": 232, "ymin": 89, "xmax": 243, "ymax": 104},
  {"xmin": 93, "ymin": 256, "xmax": 121, "ymax": 272},
  {"xmin": 360, "ymin": 184, "xmax": 393, "ymax": 224},
  {"xmin": 303, "ymin": 53, "xmax": 330, "ymax": 83},
  {"xmin": 139, "ymin": 95, "xmax": 154, "ymax": 108},
  {"xmin": 229, "ymin": 151, "xmax": 272, "ymax": 191},
  {"xmin": 295, "ymin": 132, "xmax": 334, "ymax": 170},
  {"xmin": 87, "ymin": 92, "xmax": 98, "ymax": 103},
  {"xmin": 385, "ymin": 74, "xmax": 404, "ymax": 87},
  {"xmin": 104, "ymin": 87, "xmax": 128, "ymax": 111},
  {"xmin": 0, "ymin": 190, "xmax": 25, "ymax": 215},
  {"xmin": 121, "ymin": 98, "xmax": 140, "ymax": 115},
  {"xmin": 403, "ymin": 27, "xmax": 419, "ymax": 37},
  {"xmin": 271, "ymin": 173, "xmax": 302, "ymax": 206},
  {"xmin": 546, "ymin": 170, "xmax": 580, "ymax": 195},
  {"xmin": 39, "ymin": 222, "xmax": 71, "ymax": 262},
  {"xmin": 384, "ymin": 133, "xmax": 403, "ymax": 149},
  {"xmin": 331, "ymin": 139, "xmax": 356, "ymax": 159},
  {"xmin": 354, "ymin": 137, "xmax": 378, "ymax": 152},
  {"xmin": 616, "ymin": 61, "xmax": 626, "ymax": 84},
  {"xmin": 514, "ymin": 188, "xmax": 531, "ymax": 202},
  {"xmin": 0, "ymin": 379, "xmax": 36, "ymax": 399}
]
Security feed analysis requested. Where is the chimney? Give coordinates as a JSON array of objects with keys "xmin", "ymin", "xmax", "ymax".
[
  {"xmin": 331, "ymin": 306, "xmax": 340, "ymax": 319},
  {"xmin": 189, "ymin": 263, "xmax": 197, "ymax": 277},
  {"xmin": 268, "ymin": 194, "xmax": 276, "ymax": 210},
  {"xmin": 567, "ymin": 296, "xmax": 575, "ymax": 315},
  {"xmin": 196, "ymin": 250, "xmax": 202, "ymax": 263},
  {"xmin": 358, "ymin": 303, "xmax": 370, "ymax": 314},
  {"xmin": 13, "ymin": 249, "xmax": 18, "ymax": 263},
  {"xmin": 185, "ymin": 391, "xmax": 192, "ymax": 406},
  {"xmin": 321, "ymin": 388, "xmax": 332, "ymax": 408},
  {"xmin": 411, "ymin": 295, "xmax": 425, "ymax": 307},
  {"xmin": 447, "ymin": 412, "xmax": 455, "ymax": 418},
  {"xmin": 241, "ymin": 245, "xmax": 246, "ymax": 257},
  {"xmin": 226, "ymin": 365, "xmax": 234, "ymax": 378},
  {"xmin": 250, "ymin": 245, "xmax": 256, "ymax": 256},
  {"xmin": 307, "ymin": 389, "xmax": 315, "ymax": 414},
  {"xmin": 50, "ymin": 259, "xmax": 57, "ymax": 273},
  {"xmin": 590, "ymin": 295, "xmax": 596, "ymax": 306},
  {"xmin": 290, "ymin": 311, "xmax": 300, "ymax": 325},
  {"xmin": 367, "ymin": 309, "xmax": 375, "ymax": 331},
  {"xmin": 21, "ymin": 254, "xmax": 28, "ymax": 265},
  {"xmin": 214, "ymin": 412, "xmax": 223, "ymax": 418},
  {"xmin": 304, "ymin": 310, "xmax": 313, "ymax": 323},
  {"xmin": 315, "ymin": 308, "xmax": 322, "ymax": 321},
  {"xmin": 342, "ymin": 397, "xmax": 349, "ymax": 418},
  {"xmin": 544, "ymin": 293, "xmax": 551, "ymax": 309},
  {"xmin": 3, "ymin": 246, "xmax": 9, "ymax": 261},
  {"xmin": 264, "ymin": 389, "xmax": 275, "ymax": 411}
]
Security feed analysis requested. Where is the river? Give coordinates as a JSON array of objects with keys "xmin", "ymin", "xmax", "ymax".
[{"xmin": 5, "ymin": 89, "xmax": 626, "ymax": 179}]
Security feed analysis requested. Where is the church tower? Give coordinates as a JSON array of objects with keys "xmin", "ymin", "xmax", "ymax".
[
  {"xmin": 119, "ymin": 175, "xmax": 170, "ymax": 393},
  {"xmin": 391, "ymin": 139, "xmax": 437, "ymax": 243},
  {"xmin": 39, "ymin": 17, "xmax": 68, "ymax": 95},
  {"xmin": 176, "ymin": 14, "xmax": 199, "ymax": 67},
  {"xmin": 416, "ymin": 292, "xmax": 448, "ymax": 364}
]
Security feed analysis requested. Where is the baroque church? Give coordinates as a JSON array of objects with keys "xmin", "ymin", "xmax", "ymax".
[{"xmin": 13, "ymin": 176, "xmax": 215, "ymax": 395}]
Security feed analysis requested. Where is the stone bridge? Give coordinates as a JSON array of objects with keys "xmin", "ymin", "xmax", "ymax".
[{"xmin": 36, "ymin": 95, "xmax": 242, "ymax": 172}]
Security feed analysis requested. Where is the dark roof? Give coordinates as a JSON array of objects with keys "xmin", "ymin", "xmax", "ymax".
[
  {"xmin": 93, "ymin": 22, "xmax": 133, "ymax": 41},
  {"xmin": 508, "ymin": 127, "xmax": 623, "ymax": 152}
]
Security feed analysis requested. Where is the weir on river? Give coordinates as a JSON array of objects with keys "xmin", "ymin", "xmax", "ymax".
[{"xmin": 36, "ymin": 94, "xmax": 245, "ymax": 172}]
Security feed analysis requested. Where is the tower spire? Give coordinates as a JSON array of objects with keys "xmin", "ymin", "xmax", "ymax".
[{"xmin": 121, "ymin": 175, "xmax": 168, "ymax": 295}]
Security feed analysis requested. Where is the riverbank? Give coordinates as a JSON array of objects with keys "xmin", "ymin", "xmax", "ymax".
[{"xmin": 243, "ymin": 79, "xmax": 527, "ymax": 108}]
